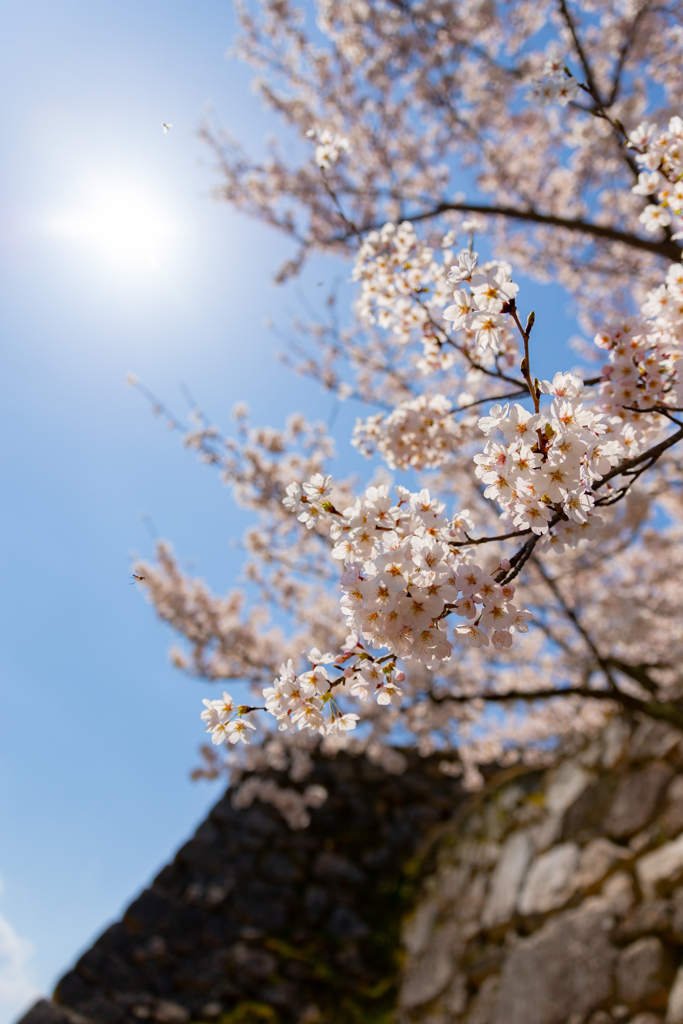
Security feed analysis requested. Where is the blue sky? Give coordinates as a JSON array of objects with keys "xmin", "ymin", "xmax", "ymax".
[{"xmin": 0, "ymin": 2, "xmax": 583, "ymax": 1020}]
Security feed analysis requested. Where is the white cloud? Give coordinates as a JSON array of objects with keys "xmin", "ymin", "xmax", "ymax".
[{"xmin": 0, "ymin": 873, "xmax": 38, "ymax": 1024}]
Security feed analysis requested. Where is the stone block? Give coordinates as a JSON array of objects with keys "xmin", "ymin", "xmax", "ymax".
[
  {"xmin": 629, "ymin": 721, "xmax": 681, "ymax": 762},
  {"xmin": 517, "ymin": 842, "xmax": 579, "ymax": 916},
  {"xmin": 15, "ymin": 1003, "xmax": 90, "ymax": 1024},
  {"xmin": 491, "ymin": 897, "xmax": 617, "ymax": 1024},
  {"xmin": 153, "ymin": 1004, "xmax": 189, "ymax": 1024},
  {"xmin": 602, "ymin": 871, "xmax": 635, "ymax": 914},
  {"xmin": 660, "ymin": 776, "xmax": 683, "ymax": 837},
  {"xmin": 442, "ymin": 973, "xmax": 467, "ymax": 1015},
  {"xmin": 545, "ymin": 761, "xmax": 594, "ymax": 816},
  {"xmin": 561, "ymin": 775, "xmax": 619, "ymax": 842},
  {"xmin": 613, "ymin": 899, "xmax": 671, "ymax": 943},
  {"xmin": 482, "ymin": 830, "xmax": 533, "ymax": 928},
  {"xmin": 671, "ymin": 888, "xmax": 683, "ymax": 940},
  {"xmin": 637, "ymin": 835, "xmax": 683, "ymax": 896},
  {"xmin": 463, "ymin": 975, "xmax": 499, "ymax": 1024},
  {"xmin": 616, "ymin": 937, "xmax": 668, "ymax": 1009},
  {"xmin": 605, "ymin": 764, "xmax": 674, "ymax": 840},
  {"xmin": 403, "ymin": 897, "xmax": 441, "ymax": 957},
  {"xmin": 575, "ymin": 838, "xmax": 631, "ymax": 891},
  {"xmin": 667, "ymin": 965, "xmax": 683, "ymax": 1023},
  {"xmin": 601, "ymin": 717, "xmax": 630, "ymax": 769},
  {"xmin": 399, "ymin": 921, "xmax": 463, "ymax": 1010}
]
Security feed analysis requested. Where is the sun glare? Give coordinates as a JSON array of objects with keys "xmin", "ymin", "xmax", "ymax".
[{"xmin": 50, "ymin": 183, "xmax": 177, "ymax": 268}]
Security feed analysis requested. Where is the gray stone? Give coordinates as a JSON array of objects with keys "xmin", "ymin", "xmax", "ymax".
[
  {"xmin": 463, "ymin": 975, "xmax": 500, "ymax": 1024},
  {"xmin": 436, "ymin": 865, "xmax": 469, "ymax": 904},
  {"xmin": 667, "ymin": 965, "xmax": 683, "ymax": 1023},
  {"xmin": 575, "ymin": 838, "xmax": 631, "ymax": 890},
  {"xmin": 613, "ymin": 899, "xmax": 671, "ymax": 943},
  {"xmin": 532, "ymin": 812, "xmax": 563, "ymax": 853},
  {"xmin": 631, "ymin": 826, "xmax": 661, "ymax": 854},
  {"xmin": 491, "ymin": 897, "xmax": 617, "ymax": 1024},
  {"xmin": 403, "ymin": 897, "xmax": 440, "ymax": 957},
  {"xmin": 399, "ymin": 921, "xmax": 463, "ymax": 1010},
  {"xmin": 637, "ymin": 834, "xmax": 683, "ymax": 896},
  {"xmin": 517, "ymin": 842, "xmax": 580, "ymax": 916},
  {"xmin": 14, "ymin": 1004, "xmax": 90, "ymax": 1024},
  {"xmin": 602, "ymin": 871, "xmax": 635, "ymax": 914},
  {"xmin": 630, "ymin": 1015, "xmax": 664, "ymax": 1024},
  {"xmin": 601, "ymin": 717, "xmax": 629, "ymax": 769},
  {"xmin": 561, "ymin": 775, "xmax": 620, "ymax": 842},
  {"xmin": 629, "ymin": 721, "xmax": 681, "ymax": 762},
  {"xmin": 545, "ymin": 761, "xmax": 593, "ymax": 817},
  {"xmin": 443, "ymin": 973, "xmax": 468, "ymax": 1015},
  {"xmin": 671, "ymin": 887, "xmax": 683, "ymax": 940},
  {"xmin": 660, "ymin": 776, "xmax": 683, "ymax": 837},
  {"xmin": 616, "ymin": 937, "xmax": 667, "ymax": 1009},
  {"xmin": 456, "ymin": 871, "xmax": 487, "ymax": 926},
  {"xmin": 481, "ymin": 830, "xmax": 533, "ymax": 928},
  {"xmin": 605, "ymin": 764, "xmax": 674, "ymax": 840},
  {"xmin": 153, "ymin": 1004, "xmax": 189, "ymax": 1024}
]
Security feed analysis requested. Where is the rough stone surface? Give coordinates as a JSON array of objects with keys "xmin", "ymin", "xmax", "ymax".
[
  {"xmin": 491, "ymin": 898, "xmax": 617, "ymax": 1024},
  {"xmin": 400, "ymin": 719, "xmax": 683, "ymax": 1024},
  {"xmin": 605, "ymin": 764, "xmax": 674, "ymax": 840},
  {"xmin": 399, "ymin": 922, "xmax": 463, "ymax": 1010},
  {"xmin": 638, "ymin": 835, "xmax": 683, "ymax": 897},
  {"xmin": 616, "ymin": 937, "xmax": 668, "ymax": 1008},
  {"xmin": 17, "ymin": 1003, "xmax": 86, "ymax": 1024},
  {"xmin": 668, "ymin": 966, "xmax": 683, "ymax": 1023},
  {"xmin": 517, "ymin": 842, "xmax": 580, "ymax": 916},
  {"xmin": 575, "ymin": 838, "xmax": 632, "ymax": 891},
  {"xmin": 614, "ymin": 899, "xmax": 672, "ymax": 943},
  {"xmin": 661, "ymin": 777, "xmax": 683, "ymax": 837},
  {"xmin": 481, "ymin": 830, "xmax": 532, "ymax": 928}
]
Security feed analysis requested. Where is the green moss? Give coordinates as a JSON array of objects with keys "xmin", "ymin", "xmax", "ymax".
[{"xmin": 219, "ymin": 1003, "xmax": 280, "ymax": 1024}]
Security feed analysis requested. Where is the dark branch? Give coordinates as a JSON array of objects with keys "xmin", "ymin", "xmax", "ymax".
[
  {"xmin": 557, "ymin": 0, "xmax": 604, "ymax": 105},
  {"xmin": 430, "ymin": 685, "xmax": 683, "ymax": 729},
  {"xmin": 596, "ymin": 425, "xmax": 683, "ymax": 489},
  {"xmin": 606, "ymin": 1, "xmax": 651, "ymax": 107},
  {"xmin": 335, "ymin": 200, "xmax": 682, "ymax": 263}
]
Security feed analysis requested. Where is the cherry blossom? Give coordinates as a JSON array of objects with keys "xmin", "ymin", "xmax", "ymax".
[{"xmin": 129, "ymin": 3, "xmax": 683, "ymax": 802}]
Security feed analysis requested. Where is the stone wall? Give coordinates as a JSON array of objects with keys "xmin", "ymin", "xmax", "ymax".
[
  {"xmin": 19, "ymin": 716, "xmax": 683, "ymax": 1024},
  {"xmin": 17, "ymin": 752, "xmax": 463, "ymax": 1024},
  {"xmin": 399, "ymin": 717, "xmax": 683, "ymax": 1024}
]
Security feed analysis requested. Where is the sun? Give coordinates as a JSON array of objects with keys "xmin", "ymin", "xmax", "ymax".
[{"xmin": 50, "ymin": 181, "xmax": 177, "ymax": 268}]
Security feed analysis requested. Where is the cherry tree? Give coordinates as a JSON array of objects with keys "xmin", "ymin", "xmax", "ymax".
[{"xmin": 133, "ymin": 0, "xmax": 683, "ymax": 804}]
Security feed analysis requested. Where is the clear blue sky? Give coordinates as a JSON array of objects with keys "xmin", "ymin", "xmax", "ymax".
[{"xmin": 0, "ymin": 2, "xmax": 581, "ymax": 1020}]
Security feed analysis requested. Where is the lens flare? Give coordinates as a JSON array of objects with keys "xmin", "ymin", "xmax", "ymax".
[{"xmin": 50, "ymin": 183, "xmax": 177, "ymax": 267}]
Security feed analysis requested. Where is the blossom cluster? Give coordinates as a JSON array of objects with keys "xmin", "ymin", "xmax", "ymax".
[
  {"xmin": 630, "ymin": 117, "xmax": 683, "ymax": 239},
  {"xmin": 201, "ymin": 692, "xmax": 256, "ymax": 745},
  {"xmin": 352, "ymin": 221, "xmax": 455, "ymax": 351},
  {"xmin": 285, "ymin": 478, "xmax": 532, "ymax": 666},
  {"xmin": 305, "ymin": 127, "xmax": 350, "ymax": 169},
  {"xmin": 351, "ymin": 393, "xmax": 473, "ymax": 471},
  {"xmin": 474, "ymin": 374, "xmax": 633, "ymax": 550},
  {"xmin": 596, "ymin": 263, "xmax": 683, "ymax": 420},
  {"xmin": 443, "ymin": 251, "xmax": 519, "ymax": 355},
  {"xmin": 261, "ymin": 647, "xmax": 360, "ymax": 735},
  {"xmin": 527, "ymin": 49, "xmax": 580, "ymax": 107}
]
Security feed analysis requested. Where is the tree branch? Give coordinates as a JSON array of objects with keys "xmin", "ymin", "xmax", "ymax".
[
  {"xmin": 596, "ymin": 425, "xmax": 683, "ymax": 489},
  {"xmin": 606, "ymin": 1, "xmax": 651, "ymax": 107},
  {"xmin": 430, "ymin": 685, "xmax": 683, "ymax": 729},
  {"xmin": 334, "ymin": 200, "xmax": 682, "ymax": 263}
]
